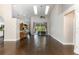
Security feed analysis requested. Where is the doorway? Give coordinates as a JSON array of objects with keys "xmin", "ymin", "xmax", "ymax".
[
  {"xmin": 64, "ymin": 10, "xmax": 75, "ymax": 45},
  {"xmin": 33, "ymin": 22, "xmax": 47, "ymax": 35},
  {"xmin": 0, "ymin": 16, "xmax": 4, "ymax": 47}
]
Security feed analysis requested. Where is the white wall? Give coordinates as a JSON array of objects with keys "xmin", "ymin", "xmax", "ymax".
[
  {"xmin": 63, "ymin": 4, "xmax": 74, "ymax": 12},
  {"xmin": 31, "ymin": 16, "xmax": 48, "ymax": 35},
  {"xmin": 0, "ymin": 5, "xmax": 17, "ymax": 41},
  {"xmin": 49, "ymin": 5, "xmax": 64, "ymax": 43},
  {"xmin": 4, "ymin": 18, "xmax": 17, "ymax": 41}
]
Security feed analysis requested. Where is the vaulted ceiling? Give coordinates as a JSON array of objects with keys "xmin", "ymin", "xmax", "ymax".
[{"xmin": 12, "ymin": 4, "xmax": 54, "ymax": 18}]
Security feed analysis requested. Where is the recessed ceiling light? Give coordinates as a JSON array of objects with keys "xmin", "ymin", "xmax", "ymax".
[
  {"xmin": 33, "ymin": 5, "xmax": 37, "ymax": 15},
  {"xmin": 45, "ymin": 6, "xmax": 49, "ymax": 15}
]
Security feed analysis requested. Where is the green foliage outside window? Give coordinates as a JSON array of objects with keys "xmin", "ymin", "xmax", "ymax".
[
  {"xmin": 35, "ymin": 24, "xmax": 46, "ymax": 32},
  {"xmin": 0, "ymin": 25, "xmax": 4, "ymax": 31}
]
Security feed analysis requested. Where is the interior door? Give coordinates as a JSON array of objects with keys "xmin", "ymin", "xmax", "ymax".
[{"xmin": 64, "ymin": 11, "xmax": 75, "ymax": 44}]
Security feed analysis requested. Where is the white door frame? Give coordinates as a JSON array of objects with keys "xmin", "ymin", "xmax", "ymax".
[{"xmin": 63, "ymin": 5, "xmax": 75, "ymax": 45}]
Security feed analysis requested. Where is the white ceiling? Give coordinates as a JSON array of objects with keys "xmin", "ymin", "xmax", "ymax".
[{"xmin": 12, "ymin": 4, "xmax": 54, "ymax": 18}]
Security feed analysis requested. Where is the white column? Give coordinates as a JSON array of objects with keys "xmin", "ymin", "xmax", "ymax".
[
  {"xmin": 16, "ymin": 19, "xmax": 20, "ymax": 41},
  {"xmin": 74, "ymin": 5, "xmax": 79, "ymax": 54}
]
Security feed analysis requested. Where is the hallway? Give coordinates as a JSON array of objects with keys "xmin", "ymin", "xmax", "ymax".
[
  {"xmin": 0, "ymin": 4, "xmax": 77, "ymax": 55},
  {"xmin": 0, "ymin": 35, "xmax": 74, "ymax": 55}
]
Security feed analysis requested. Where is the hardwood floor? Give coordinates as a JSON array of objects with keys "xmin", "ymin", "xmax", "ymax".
[{"xmin": 0, "ymin": 35, "xmax": 74, "ymax": 55}]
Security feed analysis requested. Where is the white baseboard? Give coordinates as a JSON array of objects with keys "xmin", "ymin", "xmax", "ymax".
[
  {"xmin": 49, "ymin": 33, "xmax": 64, "ymax": 44},
  {"xmin": 74, "ymin": 49, "xmax": 79, "ymax": 54},
  {"xmin": 4, "ymin": 39, "xmax": 17, "ymax": 41},
  {"xmin": 49, "ymin": 33, "xmax": 74, "ymax": 45},
  {"xmin": 63, "ymin": 43, "xmax": 74, "ymax": 45}
]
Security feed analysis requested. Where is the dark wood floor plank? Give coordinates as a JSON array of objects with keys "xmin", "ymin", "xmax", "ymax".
[{"xmin": 0, "ymin": 35, "xmax": 74, "ymax": 55}]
